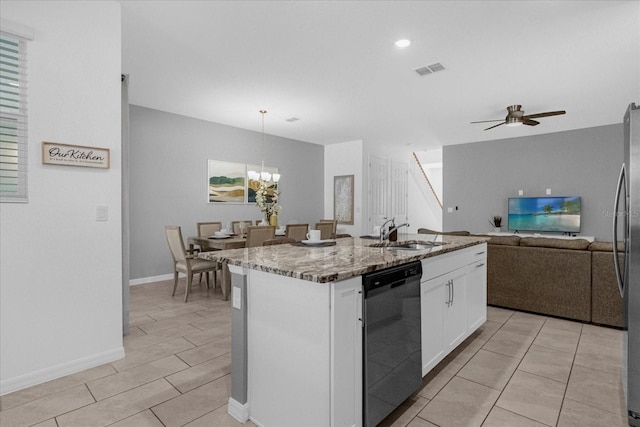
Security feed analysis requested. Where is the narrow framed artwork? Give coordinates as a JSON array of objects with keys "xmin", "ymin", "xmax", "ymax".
[
  {"xmin": 246, "ymin": 164, "xmax": 279, "ymax": 203},
  {"xmin": 42, "ymin": 141, "xmax": 110, "ymax": 169},
  {"xmin": 334, "ymin": 174, "xmax": 354, "ymax": 225},
  {"xmin": 207, "ymin": 160, "xmax": 246, "ymax": 203}
]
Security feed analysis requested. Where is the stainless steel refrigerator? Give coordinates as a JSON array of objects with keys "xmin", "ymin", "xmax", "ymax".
[{"xmin": 614, "ymin": 102, "xmax": 640, "ymax": 426}]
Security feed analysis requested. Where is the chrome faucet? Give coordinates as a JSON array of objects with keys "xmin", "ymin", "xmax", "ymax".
[
  {"xmin": 386, "ymin": 223, "xmax": 410, "ymax": 241},
  {"xmin": 380, "ymin": 217, "xmax": 395, "ymax": 242}
]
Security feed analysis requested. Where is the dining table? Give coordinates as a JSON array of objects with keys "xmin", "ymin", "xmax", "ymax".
[{"xmin": 187, "ymin": 232, "xmax": 287, "ymax": 300}]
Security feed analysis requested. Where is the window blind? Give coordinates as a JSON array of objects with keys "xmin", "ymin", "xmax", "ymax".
[{"xmin": 0, "ymin": 32, "xmax": 28, "ymax": 202}]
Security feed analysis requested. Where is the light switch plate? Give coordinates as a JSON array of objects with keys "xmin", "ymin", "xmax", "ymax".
[
  {"xmin": 447, "ymin": 207, "xmax": 453, "ymax": 213},
  {"xmin": 518, "ymin": 190, "xmax": 524, "ymax": 196},
  {"xmin": 546, "ymin": 188, "xmax": 551, "ymax": 195},
  {"xmin": 96, "ymin": 205, "xmax": 108, "ymax": 221}
]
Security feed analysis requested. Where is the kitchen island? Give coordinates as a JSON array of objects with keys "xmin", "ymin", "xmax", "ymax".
[{"xmin": 199, "ymin": 234, "xmax": 488, "ymax": 427}]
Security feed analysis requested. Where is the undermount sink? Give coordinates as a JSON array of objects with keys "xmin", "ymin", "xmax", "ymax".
[{"xmin": 368, "ymin": 240, "xmax": 446, "ymax": 250}]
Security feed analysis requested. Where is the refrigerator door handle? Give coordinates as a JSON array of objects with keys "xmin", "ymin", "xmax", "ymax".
[{"xmin": 613, "ymin": 163, "xmax": 626, "ymax": 298}]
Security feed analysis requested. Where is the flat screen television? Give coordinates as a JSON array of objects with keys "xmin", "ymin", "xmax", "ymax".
[{"xmin": 508, "ymin": 196, "xmax": 581, "ymax": 233}]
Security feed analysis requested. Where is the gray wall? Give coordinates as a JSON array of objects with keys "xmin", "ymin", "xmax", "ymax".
[
  {"xmin": 130, "ymin": 106, "xmax": 324, "ymax": 280},
  {"xmin": 443, "ymin": 124, "xmax": 623, "ymax": 241}
]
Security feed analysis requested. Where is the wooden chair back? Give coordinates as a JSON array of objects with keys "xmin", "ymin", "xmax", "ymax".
[
  {"xmin": 246, "ymin": 225, "xmax": 276, "ymax": 247},
  {"xmin": 197, "ymin": 221, "xmax": 222, "ymax": 237},
  {"xmin": 285, "ymin": 223, "xmax": 309, "ymax": 242},
  {"xmin": 232, "ymin": 220, "xmax": 254, "ymax": 235},
  {"xmin": 315, "ymin": 222, "xmax": 334, "ymax": 240},
  {"xmin": 165, "ymin": 225, "xmax": 187, "ymax": 263}
]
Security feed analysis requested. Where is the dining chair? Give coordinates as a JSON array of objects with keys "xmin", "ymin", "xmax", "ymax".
[
  {"xmin": 263, "ymin": 237, "xmax": 296, "ymax": 246},
  {"xmin": 197, "ymin": 221, "xmax": 222, "ymax": 237},
  {"xmin": 165, "ymin": 226, "xmax": 220, "ymax": 302},
  {"xmin": 315, "ymin": 222, "xmax": 334, "ymax": 240},
  {"xmin": 246, "ymin": 225, "xmax": 276, "ymax": 247},
  {"xmin": 232, "ymin": 220, "xmax": 254, "ymax": 235},
  {"xmin": 318, "ymin": 219, "xmax": 338, "ymax": 238},
  {"xmin": 285, "ymin": 223, "xmax": 309, "ymax": 242}
]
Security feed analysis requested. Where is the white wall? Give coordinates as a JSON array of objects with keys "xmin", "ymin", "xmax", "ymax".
[
  {"xmin": 324, "ymin": 140, "xmax": 364, "ymax": 236},
  {"xmin": 0, "ymin": 1, "xmax": 123, "ymax": 394}
]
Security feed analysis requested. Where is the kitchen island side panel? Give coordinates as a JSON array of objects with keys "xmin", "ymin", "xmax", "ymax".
[{"xmin": 247, "ymin": 269, "xmax": 332, "ymax": 427}]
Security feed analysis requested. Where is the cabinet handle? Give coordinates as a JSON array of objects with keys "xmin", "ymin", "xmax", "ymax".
[
  {"xmin": 476, "ymin": 263, "xmax": 485, "ymax": 268},
  {"xmin": 451, "ymin": 279, "xmax": 455, "ymax": 306},
  {"xmin": 475, "ymin": 251, "xmax": 486, "ymax": 255},
  {"xmin": 445, "ymin": 280, "xmax": 451, "ymax": 306}
]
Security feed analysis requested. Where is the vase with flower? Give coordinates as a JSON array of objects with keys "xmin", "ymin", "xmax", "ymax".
[{"xmin": 255, "ymin": 180, "xmax": 281, "ymax": 227}]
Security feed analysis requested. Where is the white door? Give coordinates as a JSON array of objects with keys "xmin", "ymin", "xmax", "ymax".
[
  {"xmin": 391, "ymin": 161, "xmax": 409, "ymax": 224},
  {"xmin": 369, "ymin": 155, "xmax": 389, "ymax": 232}
]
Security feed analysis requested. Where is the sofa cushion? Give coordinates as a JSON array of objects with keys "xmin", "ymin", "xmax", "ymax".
[
  {"xmin": 588, "ymin": 241, "xmax": 625, "ymax": 252},
  {"xmin": 487, "ymin": 245, "xmax": 592, "ymax": 321},
  {"xmin": 591, "ymin": 251, "xmax": 624, "ymax": 327},
  {"xmin": 520, "ymin": 237, "xmax": 591, "ymax": 250},
  {"xmin": 487, "ymin": 235, "xmax": 521, "ymax": 246}
]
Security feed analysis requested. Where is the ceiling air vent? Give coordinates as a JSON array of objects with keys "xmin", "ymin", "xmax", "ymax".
[
  {"xmin": 285, "ymin": 117, "xmax": 300, "ymax": 122},
  {"xmin": 415, "ymin": 62, "xmax": 445, "ymax": 76}
]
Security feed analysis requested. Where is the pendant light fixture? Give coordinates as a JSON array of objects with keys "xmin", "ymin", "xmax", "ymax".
[{"xmin": 248, "ymin": 110, "xmax": 281, "ymax": 183}]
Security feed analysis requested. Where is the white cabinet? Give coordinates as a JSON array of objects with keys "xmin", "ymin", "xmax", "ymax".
[
  {"xmin": 420, "ymin": 244, "xmax": 487, "ymax": 376},
  {"xmin": 467, "ymin": 259, "xmax": 487, "ymax": 331},
  {"xmin": 330, "ymin": 277, "xmax": 363, "ymax": 427},
  {"xmin": 443, "ymin": 268, "xmax": 469, "ymax": 350},
  {"xmin": 420, "ymin": 277, "xmax": 446, "ymax": 375}
]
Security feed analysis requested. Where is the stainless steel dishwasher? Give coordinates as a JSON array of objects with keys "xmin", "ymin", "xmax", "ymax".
[{"xmin": 362, "ymin": 261, "xmax": 422, "ymax": 427}]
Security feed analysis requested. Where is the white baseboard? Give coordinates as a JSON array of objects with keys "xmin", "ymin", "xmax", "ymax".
[
  {"xmin": 0, "ymin": 346, "xmax": 125, "ymax": 396},
  {"xmin": 228, "ymin": 397, "xmax": 250, "ymax": 423},
  {"xmin": 129, "ymin": 273, "xmax": 179, "ymax": 286}
]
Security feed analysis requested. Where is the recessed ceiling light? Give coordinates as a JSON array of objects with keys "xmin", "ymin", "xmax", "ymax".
[{"xmin": 394, "ymin": 39, "xmax": 411, "ymax": 48}]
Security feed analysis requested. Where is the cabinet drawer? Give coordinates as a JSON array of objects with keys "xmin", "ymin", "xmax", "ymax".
[
  {"xmin": 421, "ymin": 244, "xmax": 486, "ymax": 281},
  {"xmin": 471, "ymin": 243, "xmax": 488, "ymax": 263}
]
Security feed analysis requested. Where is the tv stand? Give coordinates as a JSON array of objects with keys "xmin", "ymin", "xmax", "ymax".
[{"xmin": 487, "ymin": 231, "xmax": 595, "ymax": 242}]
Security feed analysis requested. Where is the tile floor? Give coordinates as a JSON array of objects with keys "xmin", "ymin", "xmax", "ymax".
[{"xmin": 0, "ymin": 278, "xmax": 629, "ymax": 427}]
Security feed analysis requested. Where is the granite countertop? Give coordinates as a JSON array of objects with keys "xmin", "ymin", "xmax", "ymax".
[{"xmin": 198, "ymin": 234, "xmax": 488, "ymax": 283}]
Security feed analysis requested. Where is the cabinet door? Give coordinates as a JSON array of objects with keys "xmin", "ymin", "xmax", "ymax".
[
  {"xmin": 331, "ymin": 277, "xmax": 362, "ymax": 427},
  {"xmin": 467, "ymin": 260, "xmax": 487, "ymax": 331},
  {"xmin": 421, "ymin": 277, "xmax": 446, "ymax": 376},
  {"xmin": 443, "ymin": 269, "xmax": 468, "ymax": 351}
]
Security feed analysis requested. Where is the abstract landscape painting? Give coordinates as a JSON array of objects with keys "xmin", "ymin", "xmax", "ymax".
[{"xmin": 207, "ymin": 160, "xmax": 246, "ymax": 203}]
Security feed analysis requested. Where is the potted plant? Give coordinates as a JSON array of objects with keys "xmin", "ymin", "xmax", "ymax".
[{"xmin": 489, "ymin": 215, "xmax": 503, "ymax": 232}]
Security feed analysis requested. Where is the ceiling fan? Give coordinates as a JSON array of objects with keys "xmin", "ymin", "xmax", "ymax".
[{"xmin": 471, "ymin": 105, "xmax": 566, "ymax": 131}]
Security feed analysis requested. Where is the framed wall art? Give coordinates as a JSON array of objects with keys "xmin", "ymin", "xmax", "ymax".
[
  {"xmin": 333, "ymin": 174, "xmax": 354, "ymax": 225},
  {"xmin": 42, "ymin": 141, "xmax": 110, "ymax": 169},
  {"xmin": 207, "ymin": 160, "xmax": 246, "ymax": 203},
  {"xmin": 246, "ymin": 164, "xmax": 279, "ymax": 203}
]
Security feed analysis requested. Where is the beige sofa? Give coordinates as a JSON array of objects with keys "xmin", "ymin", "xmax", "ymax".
[{"xmin": 472, "ymin": 235, "xmax": 624, "ymax": 327}]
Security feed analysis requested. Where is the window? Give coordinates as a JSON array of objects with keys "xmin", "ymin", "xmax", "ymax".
[{"xmin": 0, "ymin": 32, "xmax": 28, "ymax": 202}]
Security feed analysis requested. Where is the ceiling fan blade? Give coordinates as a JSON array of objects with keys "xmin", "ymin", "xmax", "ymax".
[
  {"xmin": 484, "ymin": 122, "xmax": 505, "ymax": 131},
  {"xmin": 470, "ymin": 119, "xmax": 504, "ymax": 124},
  {"xmin": 523, "ymin": 110, "xmax": 566, "ymax": 119},
  {"xmin": 523, "ymin": 118, "xmax": 540, "ymax": 126}
]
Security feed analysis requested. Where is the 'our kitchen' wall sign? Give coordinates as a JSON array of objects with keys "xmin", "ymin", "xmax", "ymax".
[{"xmin": 42, "ymin": 141, "xmax": 110, "ymax": 169}]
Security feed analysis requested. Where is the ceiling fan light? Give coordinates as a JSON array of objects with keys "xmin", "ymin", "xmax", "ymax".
[{"xmin": 506, "ymin": 117, "xmax": 523, "ymax": 127}]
